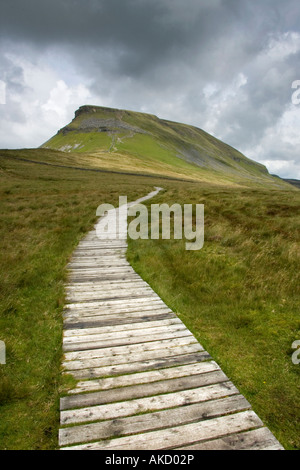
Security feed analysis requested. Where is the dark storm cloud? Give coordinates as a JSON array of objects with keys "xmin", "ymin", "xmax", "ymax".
[
  {"xmin": 1, "ymin": 0, "xmax": 300, "ymax": 177},
  {"xmin": 0, "ymin": 0, "xmax": 286, "ymax": 77},
  {"xmin": 0, "ymin": 0, "xmax": 226, "ymax": 80},
  {"xmin": 1, "ymin": 0, "xmax": 299, "ymax": 89}
]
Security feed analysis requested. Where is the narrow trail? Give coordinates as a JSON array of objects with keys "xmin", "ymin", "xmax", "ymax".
[{"xmin": 59, "ymin": 188, "xmax": 283, "ymax": 450}]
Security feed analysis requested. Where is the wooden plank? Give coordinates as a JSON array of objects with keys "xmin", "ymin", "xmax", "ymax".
[
  {"xmin": 61, "ymin": 411, "xmax": 263, "ymax": 450},
  {"xmin": 68, "ymin": 274, "xmax": 142, "ymax": 280},
  {"xmin": 66, "ymin": 351, "xmax": 211, "ymax": 380},
  {"xmin": 68, "ymin": 361, "xmax": 221, "ymax": 394},
  {"xmin": 63, "ymin": 309, "xmax": 173, "ymax": 322},
  {"xmin": 63, "ymin": 310, "xmax": 175, "ymax": 324},
  {"xmin": 66, "ymin": 279, "xmax": 147, "ymax": 289},
  {"xmin": 64, "ymin": 297, "xmax": 165, "ymax": 309},
  {"xmin": 63, "ymin": 324, "xmax": 191, "ymax": 347},
  {"xmin": 63, "ymin": 312, "xmax": 176, "ymax": 330},
  {"xmin": 175, "ymin": 427, "xmax": 284, "ymax": 450},
  {"xmin": 65, "ymin": 293, "xmax": 161, "ymax": 304},
  {"xmin": 63, "ymin": 336, "xmax": 200, "ymax": 362},
  {"xmin": 62, "ymin": 343, "xmax": 204, "ymax": 371},
  {"xmin": 59, "ymin": 395, "xmax": 251, "ymax": 447},
  {"xmin": 69, "ymin": 264, "xmax": 133, "ymax": 269},
  {"xmin": 71, "ymin": 251, "xmax": 126, "ymax": 257},
  {"xmin": 63, "ymin": 317, "xmax": 183, "ymax": 337},
  {"xmin": 60, "ymin": 370, "xmax": 228, "ymax": 410},
  {"xmin": 60, "ymin": 381, "xmax": 239, "ymax": 425},
  {"xmin": 68, "ymin": 266, "xmax": 133, "ymax": 271},
  {"xmin": 66, "ymin": 287, "xmax": 155, "ymax": 297},
  {"xmin": 66, "ymin": 291, "xmax": 158, "ymax": 302},
  {"xmin": 63, "ymin": 322, "xmax": 187, "ymax": 342},
  {"xmin": 63, "ymin": 329, "xmax": 193, "ymax": 352},
  {"xmin": 63, "ymin": 310, "xmax": 174, "ymax": 325},
  {"xmin": 68, "ymin": 263, "xmax": 131, "ymax": 269},
  {"xmin": 64, "ymin": 301, "xmax": 167, "ymax": 313},
  {"xmin": 63, "ymin": 303, "xmax": 170, "ymax": 317},
  {"xmin": 69, "ymin": 276, "xmax": 141, "ymax": 283}
]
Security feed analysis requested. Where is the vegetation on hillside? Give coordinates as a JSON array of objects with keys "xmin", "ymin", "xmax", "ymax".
[
  {"xmin": 42, "ymin": 105, "xmax": 290, "ymax": 189},
  {"xmin": 0, "ymin": 110, "xmax": 299, "ymax": 450},
  {"xmin": 0, "ymin": 150, "xmax": 155, "ymax": 449},
  {"xmin": 127, "ymin": 183, "xmax": 300, "ymax": 450}
]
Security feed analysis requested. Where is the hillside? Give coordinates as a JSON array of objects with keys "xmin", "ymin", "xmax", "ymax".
[
  {"xmin": 284, "ymin": 179, "xmax": 300, "ymax": 189},
  {"xmin": 1, "ymin": 107, "xmax": 299, "ymax": 450},
  {"xmin": 42, "ymin": 105, "xmax": 289, "ymax": 188}
]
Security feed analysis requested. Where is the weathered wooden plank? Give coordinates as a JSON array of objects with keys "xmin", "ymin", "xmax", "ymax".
[
  {"xmin": 68, "ymin": 264, "xmax": 134, "ymax": 270},
  {"xmin": 66, "ymin": 279, "xmax": 147, "ymax": 289},
  {"xmin": 63, "ymin": 322, "xmax": 187, "ymax": 342},
  {"xmin": 60, "ymin": 369, "xmax": 228, "ymax": 410},
  {"xmin": 66, "ymin": 287, "xmax": 155, "ymax": 297},
  {"xmin": 69, "ymin": 276, "xmax": 141, "ymax": 283},
  {"xmin": 64, "ymin": 297, "xmax": 165, "ymax": 309},
  {"xmin": 63, "ymin": 317, "xmax": 183, "ymax": 337},
  {"xmin": 64, "ymin": 309, "xmax": 173, "ymax": 322},
  {"xmin": 68, "ymin": 361, "xmax": 221, "ymax": 394},
  {"xmin": 61, "ymin": 410, "xmax": 262, "ymax": 450},
  {"xmin": 66, "ymin": 351, "xmax": 211, "ymax": 380},
  {"xmin": 63, "ymin": 308, "xmax": 174, "ymax": 324},
  {"xmin": 69, "ymin": 275, "xmax": 142, "ymax": 283},
  {"xmin": 175, "ymin": 427, "xmax": 284, "ymax": 450},
  {"xmin": 65, "ymin": 293, "xmax": 161, "ymax": 304},
  {"xmin": 63, "ymin": 329, "xmax": 193, "ymax": 352},
  {"xmin": 63, "ymin": 312, "xmax": 176, "ymax": 330},
  {"xmin": 59, "ymin": 395, "xmax": 251, "ymax": 447},
  {"xmin": 63, "ymin": 323, "xmax": 190, "ymax": 346},
  {"xmin": 62, "ymin": 343, "xmax": 204, "ymax": 371},
  {"xmin": 63, "ymin": 336, "xmax": 200, "ymax": 362},
  {"xmin": 60, "ymin": 381, "xmax": 239, "ymax": 425},
  {"xmin": 63, "ymin": 303, "xmax": 169, "ymax": 317},
  {"xmin": 68, "ymin": 265, "xmax": 133, "ymax": 270},
  {"xmin": 66, "ymin": 291, "xmax": 158, "ymax": 302},
  {"xmin": 71, "ymin": 251, "xmax": 127, "ymax": 257},
  {"xmin": 63, "ymin": 309, "xmax": 175, "ymax": 323}
]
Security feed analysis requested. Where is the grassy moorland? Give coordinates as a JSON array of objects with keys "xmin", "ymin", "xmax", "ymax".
[
  {"xmin": 0, "ymin": 150, "xmax": 156, "ymax": 450},
  {"xmin": 0, "ymin": 132, "xmax": 299, "ymax": 450},
  {"xmin": 127, "ymin": 182, "xmax": 300, "ymax": 450}
]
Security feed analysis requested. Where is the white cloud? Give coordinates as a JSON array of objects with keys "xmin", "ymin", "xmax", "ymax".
[
  {"xmin": 42, "ymin": 79, "xmax": 91, "ymax": 129},
  {"xmin": 265, "ymin": 31, "xmax": 300, "ymax": 61},
  {"xmin": 0, "ymin": 53, "xmax": 91, "ymax": 147}
]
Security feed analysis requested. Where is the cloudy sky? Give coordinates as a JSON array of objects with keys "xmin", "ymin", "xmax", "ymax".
[{"xmin": 0, "ymin": 0, "xmax": 300, "ymax": 178}]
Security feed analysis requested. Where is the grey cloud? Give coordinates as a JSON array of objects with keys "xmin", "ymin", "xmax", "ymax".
[{"xmin": 0, "ymin": 0, "xmax": 300, "ymax": 177}]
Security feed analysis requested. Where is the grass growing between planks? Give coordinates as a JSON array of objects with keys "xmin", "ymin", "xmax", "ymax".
[
  {"xmin": 127, "ymin": 182, "xmax": 300, "ymax": 450},
  {"xmin": 0, "ymin": 150, "xmax": 156, "ymax": 450}
]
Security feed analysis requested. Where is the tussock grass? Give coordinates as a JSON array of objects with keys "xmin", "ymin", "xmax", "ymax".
[
  {"xmin": 127, "ymin": 183, "xmax": 300, "ymax": 450},
  {"xmin": 0, "ymin": 151, "xmax": 155, "ymax": 449},
  {"xmin": 0, "ymin": 147, "xmax": 299, "ymax": 449}
]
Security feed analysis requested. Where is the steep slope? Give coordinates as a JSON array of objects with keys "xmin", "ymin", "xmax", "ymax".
[{"xmin": 42, "ymin": 105, "xmax": 286, "ymax": 188}]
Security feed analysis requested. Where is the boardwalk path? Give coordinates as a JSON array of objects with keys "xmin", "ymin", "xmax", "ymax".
[{"xmin": 59, "ymin": 188, "xmax": 283, "ymax": 450}]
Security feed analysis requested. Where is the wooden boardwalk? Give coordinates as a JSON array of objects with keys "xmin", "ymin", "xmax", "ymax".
[{"xmin": 59, "ymin": 189, "xmax": 283, "ymax": 450}]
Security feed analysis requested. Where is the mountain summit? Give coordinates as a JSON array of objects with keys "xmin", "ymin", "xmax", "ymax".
[{"xmin": 42, "ymin": 105, "xmax": 282, "ymax": 187}]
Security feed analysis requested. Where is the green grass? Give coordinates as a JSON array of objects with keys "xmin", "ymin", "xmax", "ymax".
[
  {"xmin": 42, "ymin": 105, "xmax": 291, "ymax": 189},
  {"xmin": 127, "ymin": 183, "xmax": 300, "ymax": 450},
  {"xmin": 0, "ymin": 146, "xmax": 299, "ymax": 450},
  {"xmin": 0, "ymin": 151, "xmax": 156, "ymax": 449},
  {"xmin": 43, "ymin": 130, "xmax": 112, "ymax": 153}
]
